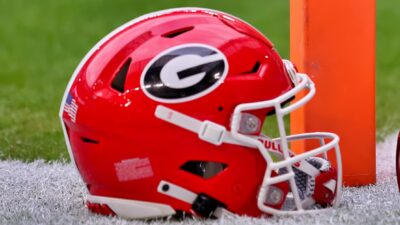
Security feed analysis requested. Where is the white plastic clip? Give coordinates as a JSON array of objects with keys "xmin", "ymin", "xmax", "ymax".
[{"xmin": 199, "ymin": 121, "xmax": 226, "ymax": 145}]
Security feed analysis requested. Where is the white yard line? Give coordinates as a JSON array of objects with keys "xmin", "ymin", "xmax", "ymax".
[{"xmin": 0, "ymin": 133, "xmax": 399, "ymax": 225}]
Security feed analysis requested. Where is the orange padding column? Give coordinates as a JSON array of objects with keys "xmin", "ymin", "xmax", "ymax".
[{"xmin": 290, "ymin": 0, "xmax": 376, "ymax": 186}]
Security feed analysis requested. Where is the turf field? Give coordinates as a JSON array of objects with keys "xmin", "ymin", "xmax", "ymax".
[
  {"xmin": 0, "ymin": 0, "xmax": 398, "ymax": 162},
  {"xmin": 1, "ymin": 133, "xmax": 398, "ymax": 225}
]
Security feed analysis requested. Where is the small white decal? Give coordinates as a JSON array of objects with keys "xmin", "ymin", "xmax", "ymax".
[
  {"xmin": 115, "ymin": 157, "xmax": 154, "ymax": 181},
  {"xmin": 64, "ymin": 93, "xmax": 78, "ymax": 123}
]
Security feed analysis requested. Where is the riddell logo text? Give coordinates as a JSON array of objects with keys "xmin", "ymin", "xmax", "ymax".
[
  {"xmin": 260, "ymin": 139, "xmax": 282, "ymax": 152},
  {"xmin": 259, "ymin": 138, "xmax": 300, "ymax": 167}
]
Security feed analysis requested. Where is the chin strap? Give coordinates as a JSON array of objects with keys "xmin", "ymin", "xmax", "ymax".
[{"xmin": 155, "ymin": 105, "xmax": 251, "ymax": 147}]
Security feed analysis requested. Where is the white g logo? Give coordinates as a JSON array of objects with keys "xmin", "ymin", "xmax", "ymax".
[{"xmin": 141, "ymin": 44, "xmax": 228, "ymax": 103}]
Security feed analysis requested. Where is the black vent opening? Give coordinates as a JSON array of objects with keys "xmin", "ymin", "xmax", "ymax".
[
  {"xmin": 181, "ymin": 161, "xmax": 227, "ymax": 179},
  {"xmin": 111, "ymin": 58, "xmax": 131, "ymax": 93},
  {"xmin": 162, "ymin": 26, "xmax": 194, "ymax": 38},
  {"xmin": 241, "ymin": 61, "xmax": 261, "ymax": 74},
  {"xmin": 81, "ymin": 137, "xmax": 100, "ymax": 144}
]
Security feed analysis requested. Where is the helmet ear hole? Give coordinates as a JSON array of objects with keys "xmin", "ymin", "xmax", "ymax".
[
  {"xmin": 111, "ymin": 58, "xmax": 131, "ymax": 93},
  {"xmin": 180, "ymin": 161, "xmax": 227, "ymax": 179}
]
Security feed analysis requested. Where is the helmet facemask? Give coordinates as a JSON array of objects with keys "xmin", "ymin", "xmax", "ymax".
[{"xmin": 230, "ymin": 60, "xmax": 342, "ymax": 215}]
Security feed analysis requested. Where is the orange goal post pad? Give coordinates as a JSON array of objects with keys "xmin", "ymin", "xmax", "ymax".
[{"xmin": 289, "ymin": 0, "xmax": 376, "ymax": 186}]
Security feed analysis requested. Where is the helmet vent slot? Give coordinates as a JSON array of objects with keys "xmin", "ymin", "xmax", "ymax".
[
  {"xmin": 241, "ymin": 61, "xmax": 260, "ymax": 74},
  {"xmin": 181, "ymin": 161, "xmax": 227, "ymax": 179},
  {"xmin": 111, "ymin": 58, "xmax": 131, "ymax": 93},
  {"xmin": 162, "ymin": 26, "xmax": 194, "ymax": 38},
  {"xmin": 81, "ymin": 137, "xmax": 99, "ymax": 144}
]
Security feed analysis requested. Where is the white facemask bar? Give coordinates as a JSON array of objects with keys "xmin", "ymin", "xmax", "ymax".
[
  {"xmin": 155, "ymin": 64, "xmax": 342, "ymax": 216},
  {"xmin": 230, "ymin": 71, "xmax": 342, "ymax": 215}
]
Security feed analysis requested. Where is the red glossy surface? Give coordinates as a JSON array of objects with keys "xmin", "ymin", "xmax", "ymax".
[
  {"xmin": 62, "ymin": 8, "xmax": 293, "ymax": 217},
  {"xmin": 312, "ymin": 167, "xmax": 337, "ymax": 206}
]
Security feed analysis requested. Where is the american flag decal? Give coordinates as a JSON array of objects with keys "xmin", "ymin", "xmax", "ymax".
[{"xmin": 64, "ymin": 93, "xmax": 78, "ymax": 122}]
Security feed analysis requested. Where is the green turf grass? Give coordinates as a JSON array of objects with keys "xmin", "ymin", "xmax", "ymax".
[
  {"xmin": 0, "ymin": 0, "xmax": 397, "ymax": 161},
  {"xmin": 377, "ymin": 0, "xmax": 400, "ymax": 140},
  {"xmin": 0, "ymin": 0, "xmax": 289, "ymax": 161}
]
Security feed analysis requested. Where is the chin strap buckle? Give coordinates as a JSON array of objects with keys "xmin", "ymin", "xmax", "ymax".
[
  {"xmin": 198, "ymin": 121, "xmax": 226, "ymax": 145},
  {"xmin": 157, "ymin": 180, "xmax": 225, "ymax": 219},
  {"xmin": 192, "ymin": 193, "xmax": 225, "ymax": 219},
  {"xmin": 155, "ymin": 105, "xmax": 246, "ymax": 146}
]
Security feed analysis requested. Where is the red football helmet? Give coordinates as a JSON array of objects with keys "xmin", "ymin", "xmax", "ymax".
[{"xmin": 60, "ymin": 8, "xmax": 342, "ymax": 219}]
